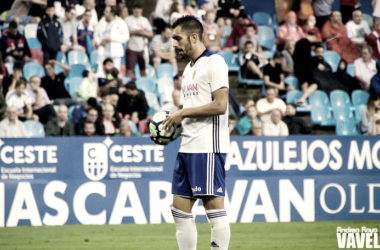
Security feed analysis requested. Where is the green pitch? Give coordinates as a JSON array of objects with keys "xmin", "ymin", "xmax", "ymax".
[{"xmin": 0, "ymin": 221, "xmax": 378, "ymax": 250}]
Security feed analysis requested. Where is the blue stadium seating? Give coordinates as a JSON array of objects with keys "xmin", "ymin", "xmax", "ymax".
[
  {"xmin": 145, "ymin": 91, "xmax": 161, "ymax": 115},
  {"xmin": 309, "ymin": 90, "xmax": 331, "ymax": 108},
  {"xmin": 262, "ymin": 50, "xmax": 274, "ymax": 58},
  {"xmin": 23, "ymin": 62, "xmax": 45, "ymax": 81},
  {"xmin": 136, "ymin": 78, "xmax": 157, "ymax": 93},
  {"xmin": 68, "ymin": 64, "xmax": 87, "ymax": 78},
  {"xmin": 86, "ymin": 35, "xmax": 94, "ymax": 54},
  {"xmin": 272, "ymin": 13, "xmax": 279, "ymax": 27},
  {"xmin": 238, "ymin": 68, "xmax": 264, "ymax": 86},
  {"xmin": 90, "ymin": 50, "xmax": 98, "ymax": 73},
  {"xmin": 156, "ymin": 63, "xmax": 177, "ymax": 79},
  {"xmin": 123, "ymin": 77, "xmax": 132, "ymax": 84},
  {"xmin": 363, "ymin": 13, "xmax": 373, "ymax": 29},
  {"xmin": 65, "ymin": 77, "xmax": 83, "ymax": 100},
  {"xmin": 346, "ymin": 63, "xmax": 354, "ymax": 77},
  {"xmin": 55, "ymin": 52, "xmax": 67, "ymax": 74},
  {"xmin": 217, "ymin": 51, "xmax": 239, "ymax": 72},
  {"xmin": 286, "ymin": 90, "xmax": 303, "ymax": 104},
  {"xmin": 5, "ymin": 62, "xmax": 13, "ymax": 75},
  {"xmin": 258, "ymin": 26, "xmax": 276, "ymax": 41},
  {"xmin": 285, "ymin": 76, "xmax": 299, "ymax": 89},
  {"xmin": 134, "ymin": 64, "xmax": 156, "ymax": 79},
  {"xmin": 354, "ymin": 104, "xmax": 366, "ymax": 124},
  {"xmin": 330, "ymin": 90, "xmax": 352, "ymax": 108},
  {"xmin": 68, "ymin": 105, "xmax": 81, "ymax": 122},
  {"xmin": 336, "ymin": 120, "xmax": 360, "ymax": 135},
  {"xmin": 311, "ymin": 106, "xmax": 336, "ymax": 126},
  {"xmin": 67, "ymin": 50, "xmax": 91, "ymax": 68},
  {"xmin": 324, "ymin": 50, "xmax": 341, "ymax": 72},
  {"xmin": 253, "ymin": 12, "xmax": 273, "ymax": 26},
  {"xmin": 26, "ymin": 38, "xmax": 41, "ymax": 49},
  {"xmin": 332, "ymin": 106, "xmax": 355, "ymax": 122},
  {"xmin": 260, "ymin": 39, "xmax": 275, "ymax": 51},
  {"xmin": 351, "ymin": 89, "xmax": 369, "ymax": 107},
  {"xmin": 24, "ymin": 120, "xmax": 45, "ymax": 138}
]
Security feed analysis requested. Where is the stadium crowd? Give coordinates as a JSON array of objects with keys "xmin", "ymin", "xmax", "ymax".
[{"xmin": 0, "ymin": 0, "xmax": 380, "ymax": 138}]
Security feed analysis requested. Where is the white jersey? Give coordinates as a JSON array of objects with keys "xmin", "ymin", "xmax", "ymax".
[{"xmin": 179, "ymin": 50, "xmax": 230, "ymax": 153}]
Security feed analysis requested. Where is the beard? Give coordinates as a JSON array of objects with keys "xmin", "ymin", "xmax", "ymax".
[{"xmin": 176, "ymin": 43, "xmax": 193, "ymax": 59}]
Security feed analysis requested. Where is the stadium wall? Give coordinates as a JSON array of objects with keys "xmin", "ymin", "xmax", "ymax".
[{"xmin": 0, "ymin": 136, "xmax": 379, "ymax": 227}]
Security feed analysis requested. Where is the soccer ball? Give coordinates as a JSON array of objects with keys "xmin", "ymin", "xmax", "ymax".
[{"xmin": 149, "ymin": 111, "xmax": 182, "ymax": 144}]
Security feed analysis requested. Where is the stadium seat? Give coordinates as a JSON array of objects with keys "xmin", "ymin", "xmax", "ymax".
[
  {"xmin": 24, "ymin": 120, "xmax": 45, "ymax": 138},
  {"xmin": 145, "ymin": 91, "xmax": 161, "ymax": 115},
  {"xmin": 324, "ymin": 50, "xmax": 341, "ymax": 72},
  {"xmin": 55, "ymin": 51, "xmax": 66, "ymax": 74},
  {"xmin": 86, "ymin": 34, "xmax": 94, "ymax": 54},
  {"xmin": 285, "ymin": 76, "xmax": 299, "ymax": 89},
  {"xmin": 258, "ymin": 26, "xmax": 276, "ymax": 41},
  {"xmin": 123, "ymin": 76, "xmax": 132, "ymax": 84},
  {"xmin": 136, "ymin": 77, "xmax": 157, "ymax": 93},
  {"xmin": 309, "ymin": 90, "xmax": 331, "ymax": 107},
  {"xmin": 332, "ymin": 106, "xmax": 355, "ymax": 122},
  {"xmin": 253, "ymin": 12, "xmax": 273, "ymax": 26},
  {"xmin": 65, "ymin": 77, "xmax": 83, "ymax": 100},
  {"xmin": 311, "ymin": 106, "xmax": 336, "ymax": 126},
  {"xmin": 330, "ymin": 90, "xmax": 352, "ymax": 108},
  {"xmin": 260, "ymin": 39, "xmax": 275, "ymax": 51},
  {"xmin": 272, "ymin": 13, "xmax": 279, "ymax": 27},
  {"xmin": 26, "ymin": 38, "xmax": 42, "ymax": 49},
  {"xmin": 286, "ymin": 90, "xmax": 303, "ymax": 104},
  {"xmin": 238, "ymin": 68, "xmax": 264, "ymax": 86},
  {"xmin": 336, "ymin": 120, "xmax": 360, "ymax": 135},
  {"xmin": 362, "ymin": 13, "xmax": 373, "ymax": 29},
  {"xmin": 68, "ymin": 64, "xmax": 87, "ymax": 78},
  {"xmin": 68, "ymin": 105, "xmax": 81, "ymax": 122},
  {"xmin": 5, "ymin": 62, "xmax": 13, "ymax": 75},
  {"xmin": 67, "ymin": 50, "xmax": 91, "ymax": 68},
  {"xmin": 23, "ymin": 62, "xmax": 45, "ymax": 81},
  {"xmin": 217, "ymin": 51, "xmax": 239, "ymax": 72},
  {"xmin": 351, "ymin": 89, "xmax": 369, "ymax": 106},
  {"xmin": 90, "ymin": 50, "xmax": 98, "ymax": 73},
  {"xmin": 24, "ymin": 23, "xmax": 38, "ymax": 38},
  {"xmin": 346, "ymin": 63, "xmax": 354, "ymax": 77},
  {"xmin": 262, "ymin": 50, "xmax": 274, "ymax": 58},
  {"xmin": 134, "ymin": 64, "xmax": 156, "ymax": 79},
  {"xmin": 354, "ymin": 104, "xmax": 366, "ymax": 124},
  {"xmin": 156, "ymin": 63, "xmax": 177, "ymax": 79}
]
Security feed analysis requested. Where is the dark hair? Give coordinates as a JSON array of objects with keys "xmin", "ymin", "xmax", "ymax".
[
  {"xmin": 246, "ymin": 24, "xmax": 256, "ymax": 30},
  {"xmin": 0, "ymin": 52, "xmax": 4, "ymax": 74},
  {"xmin": 110, "ymin": 67, "xmax": 119, "ymax": 78},
  {"xmin": 162, "ymin": 24, "xmax": 172, "ymax": 33},
  {"xmin": 172, "ymin": 15, "xmax": 203, "ymax": 40},
  {"xmin": 315, "ymin": 45, "xmax": 324, "ymax": 51},
  {"xmin": 9, "ymin": 21, "xmax": 18, "ymax": 29},
  {"xmin": 84, "ymin": 121, "xmax": 95, "ymax": 127},
  {"xmin": 65, "ymin": 6, "xmax": 74, "ymax": 13},
  {"xmin": 173, "ymin": 74, "xmax": 180, "ymax": 80},
  {"xmin": 228, "ymin": 115, "xmax": 236, "ymax": 120},
  {"xmin": 170, "ymin": 1, "xmax": 180, "ymax": 16},
  {"xmin": 238, "ymin": 11, "xmax": 248, "ymax": 19},
  {"xmin": 273, "ymin": 51, "xmax": 283, "ymax": 60},
  {"xmin": 87, "ymin": 97, "xmax": 98, "ymax": 108},
  {"xmin": 108, "ymin": 6, "xmax": 117, "ymax": 16},
  {"xmin": 82, "ymin": 70, "xmax": 89, "ymax": 78},
  {"xmin": 100, "ymin": 91, "xmax": 110, "ymax": 98},
  {"xmin": 133, "ymin": 3, "xmax": 143, "ymax": 9},
  {"xmin": 44, "ymin": 62, "xmax": 55, "ymax": 69},
  {"xmin": 125, "ymin": 81, "xmax": 137, "ymax": 90},
  {"xmin": 367, "ymin": 95, "xmax": 380, "ymax": 111},
  {"xmin": 46, "ymin": 3, "xmax": 55, "ymax": 9},
  {"xmin": 15, "ymin": 79, "xmax": 26, "ymax": 88},
  {"xmin": 362, "ymin": 45, "xmax": 373, "ymax": 54},
  {"xmin": 103, "ymin": 58, "xmax": 113, "ymax": 66},
  {"xmin": 266, "ymin": 86, "xmax": 276, "ymax": 92},
  {"xmin": 87, "ymin": 107, "xmax": 98, "ymax": 114},
  {"xmin": 244, "ymin": 41, "xmax": 253, "ymax": 47},
  {"xmin": 13, "ymin": 62, "xmax": 23, "ymax": 71}
]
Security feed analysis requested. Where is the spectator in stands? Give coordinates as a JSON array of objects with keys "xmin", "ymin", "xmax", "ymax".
[
  {"xmin": 6, "ymin": 79, "xmax": 34, "ymax": 121},
  {"xmin": 25, "ymin": 76, "xmax": 56, "ymax": 124},
  {"xmin": 154, "ymin": 0, "xmax": 173, "ymax": 33},
  {"xmin": 117, "ymin": 2, "xmax": 129, "ymax": 21},
  {"xmin": 96, "ymin": 58, "xmax": 114, "ymax": 85},
  {"xmin": 346, "ymin": 10, "xmax": 371, "ymax": 49},
  {"xmin": 302, "ymin": 15, "xmax": 323, "ymax": 46},
  {"xmin": 59, "ymin": 7, "xmax": 83, "ymax": 53},
  {"xmin": 116, "ymin": 119, "xmax": 133, "ymax": 137},
  {"xmin": 370, "ymin": 61, "xmax": 380, "ymax": 96},
  {"xmin": 283, "ymin": 104, "xmax": 312, "ymax": 135},
  {"xmin": 95, "ymin": 6, "xmax": 129, "ymax": 74},
  {"xmin": 321, "ymin": 11, "xmax": 360, "ymax": 64},
  {"xmin": 126, "ymin": 4, "xmax": 153, "ymax": 78},
  {"xmin": 7, "ymin": 0, "xmax": 44, "ymax": 25},
  {"xmin": 374, "ymin": 0, "xmax": 380, "ymax": 22},
  {"xmin": 341, "ymin": 0, "xmax": 359, "ymax": 24},
  {"xmin": 234, "ymin": 105, "xmax": 260, "ymax": 135},
  {"xmin": 170, "ymin": 1, "xmax": 186, "ymax": 25},
  {"xmin": 45, "ymin": 104, "xmax": 75, "ymax": 136},
  {"xmin": 281, "ymin": 36, "xmax": 295, "ymax": 76},
  {"xmin": 100, "ymin": 103, "xmax": 120, "ymax": 135},
  {"xmin": 216, "ymin": 0, "xmax": 244, "ymax": 19},
  {"xmin": 225, "ymin": 11, "xmax": 257, "ymax": 53},
  {"xmin": 81, "ymin": 121, "xmax": 98, "ymax": 136},
  {"xmin": 256, "ymin": 87, "xmax": 286, "ymax": 124},
  {"xmin": 369, "ymin": 109, "xmax": 380, "ymax": 135},
  {"xmin": 249, "ymin": 121, "xmax": 263, "ymax": 136},
  {"xmin": 76, "ymin": 9, "xmax": 95, "ymax": 52},
  {"xmin": 195, "ymin": 0, "xmax": 209, "ymax": 22},
  {"xmin": 239, "ymin": 41, "xmax": 262, "ymax": 80},
  {"xmin": 354, "ymin": 45, "xmax": 377, "ymax": 90},
  {"xmin": 161, "ymin": 89, "xmax": 182, "ymax": 111},
  {"xmin": 41, "ymin": 60, "xmax": 72, "ymax": 103},
  {"xmin": 263, "ymin": 109, "xmax": 289, "ymax": 136},
  {"xmin": 277, "ymin": 11, "xmax": 305, "ymax": 49},
  {"xmin": 240, "ymin": 96, "xmax": 255, "ymax": 117},
  {"xmin": 75, "ymin": 107, "xmax": 104, "ymax": 135},
  {"xmin": 312, "ymin": 0, "xmax": 333, "ymax": 29},
  {"xmin": 334, "ymin": 59, "xmax": 362, "ymax": 93},
  {"xmin": 228, "ymin": 115, "xmax": 239, "ymax": 135},
  {"xmin": 0, "ymin": 21, "xmax": 31, "ymax": 64},
  {"xmin": 99, "ymin": 92, "xmax": 121, "ymax": 124},
  {"xmin": 203, "ymin": 10, "xmax": 221, "ymax": 52},
  {"xmin": 366, "ymin": 21, "xmax": 380, "ymax": 60},
  {"xmin": 263, "ymin": 52, "xmax": 294, "ymax": 96},
  {"xmin": 238, "ymin": 24, "xmax": 260, "ymax": 54},
  {"xmin": 76, "ymin": 0, "xmax": 98, "ymax": 28},
  {"xmin": 2, "ymin": 62, "xmax": 23, "ymax": 96},
  {"xmin": 38, "ymin": 4, "xmax": 63, "ymax": 64},
  {"xmin": 0, "ymin": 86, "xmax": 6, "ymax": 119},
  {"xmin": 117, "ymin": 81, "xmax": 149, "ymax": 124},
  {"xmin": 77, "ymin": 70, "xmax": 98, "ymax": 102},
  {"xmin": 99, "ymin": 67, "xmax": 122, "ymax": 105},
  {"xmin": 0, "ymin": 106, "xmax": 29, "ymax": 138},
  {"xmin": 361, "ymin": 95, "xmax": 380, "ymax": 134},
  {"xmin": 149, "ymin": 25, "xmax": 177, "ymax": 71},
  {"xmin": 0, "ymin": 52, "xmax": 7, "ymax": 85}
]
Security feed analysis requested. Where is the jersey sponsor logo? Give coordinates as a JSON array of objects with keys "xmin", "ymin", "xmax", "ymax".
[{"xmin": 182, "ymin": 83, "xmax": 199, "ymax": 97}]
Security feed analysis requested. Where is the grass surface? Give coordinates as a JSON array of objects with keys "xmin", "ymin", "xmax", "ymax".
[{"xmin": 0, "ymin": 221, "xmax": 378, "ymax": 249}]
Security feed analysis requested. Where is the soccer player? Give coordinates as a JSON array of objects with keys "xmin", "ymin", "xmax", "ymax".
[{"xmin": 152, "ymin": 15, "xmax": 230, "ymax": 250}]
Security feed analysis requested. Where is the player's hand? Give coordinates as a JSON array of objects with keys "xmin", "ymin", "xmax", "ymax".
[
  {"xmin": 150, "ymin": 135, "xmax": 168, "ymax": 145},
  {"xmin": 162, "ymin": 110, "xmax": 183, "ymax": 131}
]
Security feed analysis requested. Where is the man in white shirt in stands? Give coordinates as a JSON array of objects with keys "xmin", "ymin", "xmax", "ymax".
[
  {"xmin": 6, "ymin": 80, "xmax": 35, "ymax": 121},
  {"xmin": 125, "ymin": 4, "xmax": 153, "ymax": 78},
  {"xmin": 59, "ymin": 6, "xmax": 84, "ymax": 53},
  {"xmin": 354, "ymin": 45, "xmax": 377, "ymax": 90},
  {"xmin": 263, "ymin": 109, "xmax": 289, "ymax": 136},
  {"xmin": 256, "ymin": 87, "xmax": 286, "ymax": 123},
  {"xmin": 149, "ymin": 25, "xmax": 177, "ymax": 70},
  {"xmin": 346, "ymin": 10, "xmax": 371, "ymax": 48},
  {"xmin": 0, "ymin": 106, "xmax": 29, "ymax": 138}
]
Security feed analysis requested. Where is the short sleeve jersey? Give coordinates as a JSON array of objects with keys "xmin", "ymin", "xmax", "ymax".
[{"xmin": 179, "ymin": 50, "xmax": 230, "ymax": 153}]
